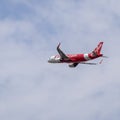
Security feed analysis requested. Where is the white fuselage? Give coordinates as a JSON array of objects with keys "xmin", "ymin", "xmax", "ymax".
[{"xmin": 48, "ymin": 55, "xmax": 61, "ymax": 63}]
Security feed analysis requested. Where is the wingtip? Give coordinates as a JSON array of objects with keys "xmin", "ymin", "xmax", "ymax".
[
  {"xmin": 57, "ymin": 42, "xmax": 61, "ymax": 48},
  {"xmin": 99, "ymin": 59, "xmax": 103, "ymax": 64}
]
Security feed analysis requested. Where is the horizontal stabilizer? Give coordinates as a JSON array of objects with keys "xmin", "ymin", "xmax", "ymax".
[{"xmin": 102, "ymin": 56, "xmax": 108, "ymax": 58}]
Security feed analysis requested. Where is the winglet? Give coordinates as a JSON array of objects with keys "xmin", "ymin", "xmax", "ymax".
[
  {"xmin": 57, "ymin": 43, "xmax": 61, "ymax": 49},
  {"xmin": 99, "ymin": 59, "xmax": 103, "ymax": 64}
]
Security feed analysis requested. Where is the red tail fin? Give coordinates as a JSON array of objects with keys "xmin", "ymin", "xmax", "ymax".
[{"xmin": 93, "ymin": 42, "xmax": 103, "ymax": 55}]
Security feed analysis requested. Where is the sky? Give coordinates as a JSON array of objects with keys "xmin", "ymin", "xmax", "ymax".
[{"xmin": 0, "ymin": 0, "xmax": 120, "ymax": 120}]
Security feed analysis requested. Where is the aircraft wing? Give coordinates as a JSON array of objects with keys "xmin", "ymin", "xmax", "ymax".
[
  {"xmin": 80, "ymin": 62, "xmax": 97, "ymax": 65},
  {"xmin": 68, "ymin": 62, "xmax": 98, "ymax": 68},
  {"xmin": 57, "ymin": 43, "xmax": 70, "ymax": 61}
]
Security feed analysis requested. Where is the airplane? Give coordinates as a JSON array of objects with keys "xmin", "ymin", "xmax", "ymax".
[{"xmin": 48, "ymin": 42, "xmax": 106, "ymax": 67}]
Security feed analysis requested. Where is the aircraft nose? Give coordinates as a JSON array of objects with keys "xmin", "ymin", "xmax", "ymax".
[
  {"xmin": 48, "ymin": 59, "xmax": 50, "ymax": 63},
  {"xmin": 48, "ymin": 56, "xmax": 55, "ymax": 63},
  {"xmin": 48, "ymin": 58, "xmax": 52, "ymax": 63}
]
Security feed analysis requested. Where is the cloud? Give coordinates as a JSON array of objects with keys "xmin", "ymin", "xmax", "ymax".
[{"xmin": 0, "ymin": 0, "xmax": 120, "ymax": 120}]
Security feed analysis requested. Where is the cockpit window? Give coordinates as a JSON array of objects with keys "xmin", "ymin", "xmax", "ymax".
[{"xmin": 50, "ymin": 56, "xmax": 55, "ymax": 59}]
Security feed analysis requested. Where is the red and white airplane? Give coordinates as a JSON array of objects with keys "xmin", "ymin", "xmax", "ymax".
[{"xmin": 48, "ymin": 42, "xmax": 105, "ymax": 67}]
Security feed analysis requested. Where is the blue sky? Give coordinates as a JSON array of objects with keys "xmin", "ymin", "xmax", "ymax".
[{"xmin": 0, "ymin": 0, "xmax": 120, "ymax": 120}]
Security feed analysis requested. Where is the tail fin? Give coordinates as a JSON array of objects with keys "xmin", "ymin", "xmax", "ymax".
[{"xmin": 92, "ymin": 42, "xmax": 103, "ymax": 55}]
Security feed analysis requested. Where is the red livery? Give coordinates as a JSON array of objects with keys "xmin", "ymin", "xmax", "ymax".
[{"xmin": 48, "ymin": 42, "xmax": 104, "ymax": 67}]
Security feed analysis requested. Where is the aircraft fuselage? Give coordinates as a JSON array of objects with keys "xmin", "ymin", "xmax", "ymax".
[
  {"xmin": 48, "ymin": 53, "xmax": 103, "ymax": 63},
  {"xmin": 48, "ymin": 42, "xmax": 104, "ymax": 67}
]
